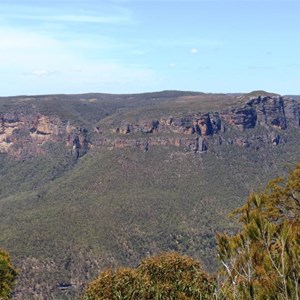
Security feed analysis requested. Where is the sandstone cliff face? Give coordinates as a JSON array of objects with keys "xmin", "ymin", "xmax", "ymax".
[
  {"xmin": 112, "ymin": 112, "xmax": 222, "ymax": 138},
  {"xmin": 29, "ymin": 115, "xmax": 60, "ymax": 144},
  {"xmin": 221, "ymin": 106, "xmax": 257, "ymax": 129},
  {"xmin": 247, "ymin": 96, "xmax": 287, "ymax": 129},
  {"xmin": 0, "ymin": 95, "xmax": 299, "ymax": 157},
  {"xmin": 220, "ymin": 95, "xmax": 300, "ymax": 131},
  {"xmin": 0, "ymin": 114, "xmax": 24, "ymax": 151},
  {"xmin": 0, "ymin": 112, "xmax": 90, "ymax": 158},
  {"xmin": 103, "ymin": 95, "xmax": 299, "ymax": 153}
]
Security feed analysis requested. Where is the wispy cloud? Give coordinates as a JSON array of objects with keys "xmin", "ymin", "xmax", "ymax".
[
  {"xmin": 31, "ymin": 70, "xmax": 49, "ymax": 77},
  {"xmin": 0, "ymin": 28, "xmax": 58, "ymax": 50},
  {"xmin": 3, "ymin": 13, "xmax": 132, "ymax": 24},
  {"xmin": 0, "ymin": 0, "xmax": 134, "ymax": 23},
  {"xmin": 0, "ymin": 24, "xmax": 158, "ymax": 95},
  {"xmin": 0, "ymin": 26, "xmax": 132, "ymax": 66},
  {"xmin": 190, "ymin": 48, "xmax": 199, "ymax": 54}
]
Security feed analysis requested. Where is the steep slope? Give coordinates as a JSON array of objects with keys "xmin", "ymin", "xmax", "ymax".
[{"xmin": 0, "ymin": 91, "xmax": 299, "ymax": 299}]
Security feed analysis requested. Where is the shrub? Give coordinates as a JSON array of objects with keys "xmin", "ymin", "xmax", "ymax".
[
  {"xmin": 0, "ymin": 249, "xmax": 17, "ymax": 300},
  {"xmin": 83, "ymin": 252, "xmax": 215, "ymax": 300}
]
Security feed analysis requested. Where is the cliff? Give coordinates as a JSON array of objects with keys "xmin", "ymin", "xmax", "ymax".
[
  {"xmin": 95, "ymin": 95, "xmax": 299, "ymax": 153},
  {"xmin": 0, "ymin": 95, "xmax": 299, "ymax": 158}
]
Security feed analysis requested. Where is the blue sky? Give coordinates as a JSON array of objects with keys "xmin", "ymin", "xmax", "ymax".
[{"xmin": 1, "ymin": 0, "xmax": 299, "ymax": 96}]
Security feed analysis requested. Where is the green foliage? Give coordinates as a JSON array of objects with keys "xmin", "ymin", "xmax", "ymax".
[
  {"xmin": 83, "ymin": 252, "xmax": 215, "ymax": 300},
  {"xmin": 0, "ymin": 92, "xmax": 299, "ymax": 299},
  {"xmin": 83, "ymin": 268, "xmax": 145, "ymax": 300},
  {"xmin": 0, "ymin": 249, "xmax": 17, "ymax": 299},
  {"xmin": 216, "ymin": 163, "xmax": 300, "ymax": 299},
  {"xmin": 83, "ymin": 163, "xmax": 300, "ymax": 300}
]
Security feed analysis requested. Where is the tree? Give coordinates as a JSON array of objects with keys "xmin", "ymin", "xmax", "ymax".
[
  {"xmin": 0, "ymin": 249, "xmax": 17, "ymax": 300},
  {"xmin": 83, "ymin": 252, "xmax": 215, "ymax": 300},
  {"xmin": 216, "ymin": 163, "xmax": 300, "ymax": 299},
  {"xmin": 83, "ymin": 163, "xmax": 300, "ymax": 300}
]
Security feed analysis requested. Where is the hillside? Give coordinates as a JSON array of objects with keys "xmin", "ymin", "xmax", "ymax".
[{"xmin": 0, "ymin": 91, "xmax": 299, "ymax": 299}]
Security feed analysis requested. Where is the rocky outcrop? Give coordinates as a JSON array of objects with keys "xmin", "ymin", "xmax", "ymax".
[
  {"xmin": 66, "ymin": 124, "xmax": 90, "ymax": 158},
  {"xmin": 247, "ymin": 96, "xmax": 287, "ymax": 129},
  {"xmin": 221, "ymin": 95, "xmax": 300, "ymax": 131},
  {"xmin": 29, "ymin": 115, "xmax": 60, "ymax": 144},
  {"xmin": 284, "ymin": 99, "xmax": 300, "ymax": 127},
  {"xmin": 0, "ymin": 112, "xmax": 91, "ymax": 158},
  {"xmin": 244, "ymin": 95, "xmax": 300, "ymax": 129},
  {"xmin": 221, "ymin": 106, "xmax": 257, "ymax": 129},
  {"xmin": 112, "ymin": 112, "xmax": 223, "ymax": 138},
  {"xmin": 104, "ymin": 95, "xmax": 299, "ymax": 153},
  {"xmin": 0, "ymin": 114, "xmax": 23, "ymax": 152},
  {"xmin": 0, "ymin": 94, "xmax": 298, "ymax": 157}
]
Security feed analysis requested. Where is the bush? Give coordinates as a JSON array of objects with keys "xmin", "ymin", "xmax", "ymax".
[
  {"xmin": 0, "ymin": 249, "xmax": 17, "ymax": 300},
  {"xmin": 83, "ymin": 252, "xmax": 215, "ymax": 300}
]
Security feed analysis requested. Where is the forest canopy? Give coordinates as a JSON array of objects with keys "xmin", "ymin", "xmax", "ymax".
[
  {"xmin": 83, "ymin": 163, "xmax": 300, "ymax": 300},
  {"xmin": 2, "ymin": 164, "xmax": 299, "ymax": 299}
]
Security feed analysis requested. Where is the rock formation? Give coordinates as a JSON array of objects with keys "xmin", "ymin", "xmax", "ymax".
[
  {"xmin": 0, "ymin": 114, "xmax": 23, "ymax": 152},
  {"xmin": 0, "ymin": 94, "xmax": 298, "ymax": 157},
  {"xmin": 102, "ymin": 95, "xmax": 299, "ymax": 153}
]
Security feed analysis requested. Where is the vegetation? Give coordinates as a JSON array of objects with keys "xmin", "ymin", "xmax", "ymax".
[
  {"xmin": 83, "ymin": 252, "xmax": 214, "ymax": 300},
  {"xmin": 0, "ymin": 249, "xmax": 17, "ymax": 300},
  {"xmin": 83, "ymin": 163, "xmax": 300, "ymax": 300},
  {"xmin": 0, "ymin": 91, "xmax": 299, "ymax": 299},
  {"xmin": 216, "ymin": 163, "xmax": 300, "ymax": 299}
]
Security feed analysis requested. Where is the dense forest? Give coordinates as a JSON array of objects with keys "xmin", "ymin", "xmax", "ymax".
[
  {"xmin": 84, "ymin": 162, "xmax": 300, "ymax": 299},
  {"xmin": 2, "ymin": 163, "xmax": 299, "ymax": 299}
]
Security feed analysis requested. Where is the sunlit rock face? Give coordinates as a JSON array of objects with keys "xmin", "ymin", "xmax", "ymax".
[{"xmin": 0, "ymin": 95, "xmax": 299, "ymax": 157}]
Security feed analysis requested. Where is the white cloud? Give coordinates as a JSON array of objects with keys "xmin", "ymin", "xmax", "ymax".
[
  {"xmin": 169, "ymin": 63, "xmax": 176, "ymax": 67},
  {"xmin": 0, "ymin": 26, "xmax": 159, "ymax": 95},
  {"xmin": 0, "ymin": 28, "xmax": 57, "ymax": 50},
  {"xmin": 0, "ymin": 27, "xmax": 129, "ymax": 69},
  {"xmin": 7, "ymin": 14, "xmax": 132, "ymax": 24},
  {"xmin": 190, "ymin": 48, "xmax": 199, "ymax": 54},
  {"xmin": 31, "ymin": 70, "xmax": 49, "ymax": 77},
  {"xmin": 0, "ymin": 2, "xmax": 134, "ymax": 25}
]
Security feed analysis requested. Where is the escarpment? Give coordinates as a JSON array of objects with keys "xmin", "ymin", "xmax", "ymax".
[
  {"xmin": 94, "ymin": 95, "xmax": 299, "ymax": 153},
  {"xmin": 0, "ymin": 94, "xmax": 299, "ymax": 157},
  {"xmin": 0, "ymin": 112, "xmax": 90, "ymax": 158}
]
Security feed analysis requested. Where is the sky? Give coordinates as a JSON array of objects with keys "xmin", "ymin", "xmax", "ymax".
[{"xmin": 0, "ymin": 0, "xmax": 299, "ymax": 96}]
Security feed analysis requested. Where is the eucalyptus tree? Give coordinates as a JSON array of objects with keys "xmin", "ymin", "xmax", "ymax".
[{"xmin": 217, "ymin": 164, "xmax": 300, "ymax": 299}]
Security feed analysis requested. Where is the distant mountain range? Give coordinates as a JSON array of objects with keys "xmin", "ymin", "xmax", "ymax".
[{"xmin": 0, "ymin": 91, "xmax": 299, "ymax": 299}]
